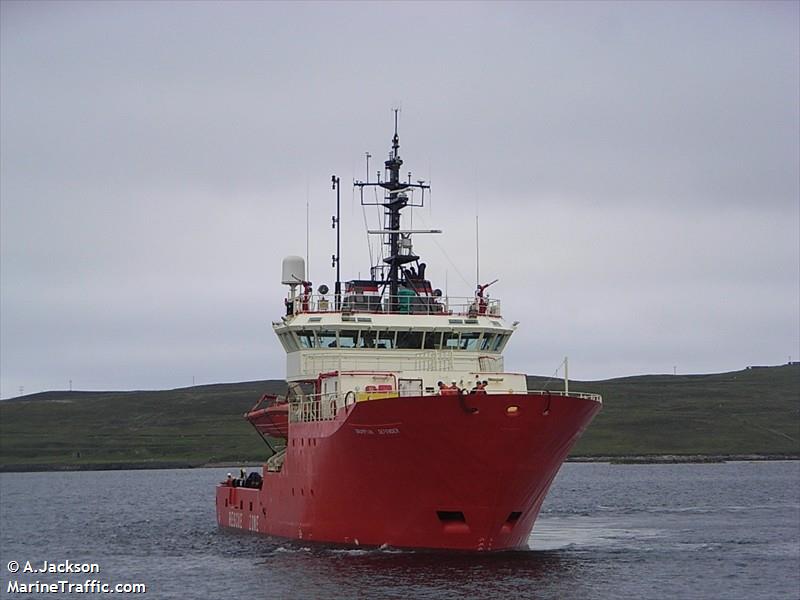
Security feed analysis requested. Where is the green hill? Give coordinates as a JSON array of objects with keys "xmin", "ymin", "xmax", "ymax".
[
  {"xmin": 0, "ymin": 381, "xmax": 286, "ymax": 470},
  {"xmin": 1, "ymin": 365, "xmax": 797, "ymax": 470},
  {"xmin": 528, "ymin": 364, "xmax": 799, "ymax": 457}
]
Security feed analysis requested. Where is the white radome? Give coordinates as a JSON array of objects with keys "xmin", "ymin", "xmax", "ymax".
[{"xmin": 281, "ymin": 256, "xmax": 306, "ymax": 286}]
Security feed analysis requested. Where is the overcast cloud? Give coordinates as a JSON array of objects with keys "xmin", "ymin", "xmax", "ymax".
[{"xmin": 1, "ymin": 1, "xmax": 798, "ymax": 398}]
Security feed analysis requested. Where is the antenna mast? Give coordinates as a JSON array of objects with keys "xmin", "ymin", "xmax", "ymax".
[
  {"xmin": 332, "ymin": 175, "xmax": 341, "ymax": 309},
  {"xmin": 306, "ymin": 183, "xmax": 310, "ymax": 284},
  {"xmin": 476, "ymin": 214, "xmax": 480, "ymax": 290},
  {"xmin": 354, "ymin": 109, "xmax": 431, "ymax": 311}
]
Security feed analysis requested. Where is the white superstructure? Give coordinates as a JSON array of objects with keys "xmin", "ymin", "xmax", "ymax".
[
  {"xmin": 272, "ymin": 299, "xmax": 526, "ymax": 394},
  {"xmin": 271, "ymin": 115, "xmax": 531, "ymax": 400}
]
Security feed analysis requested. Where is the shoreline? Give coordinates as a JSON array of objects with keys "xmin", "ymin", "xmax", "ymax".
[
  {"xmin": 567, "ymin": 454, "xmax": 800, "ymax": 464},
  {"xmin": 1, "ymin": 454, "xmax": 797, "ymax": 473}
]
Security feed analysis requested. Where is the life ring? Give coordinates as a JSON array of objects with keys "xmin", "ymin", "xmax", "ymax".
[{"xmin": 345, "ymin": 391, "xmax": 356, "ymax": 406}]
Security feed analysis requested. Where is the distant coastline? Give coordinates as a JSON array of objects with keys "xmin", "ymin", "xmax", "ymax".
[
  {"xmin": 1, "ymin": 454, "xmax": 798, "ymax": 473},
  {"xmin": 569, "ymin": 454, "xmax": 800, "ymax": 465},
  {"xmin": 2, "ymin": 364, "xmax": 798, "ymax": 472}
]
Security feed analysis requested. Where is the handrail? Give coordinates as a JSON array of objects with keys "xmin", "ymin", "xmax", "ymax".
[
  {"xmin": 288, "ymin": 391, "xmax": 353, "ymax": 424},
  {"xmin": 527, "ymin": 389, "xmax": 603, "ymax": 403},
  {"xmin": 285, "ymin": 293, "xmax": 502, "ymax": 318},
  {"xmin": 286, "ymin": 388, "xmax": 601, "ymax": 425}
]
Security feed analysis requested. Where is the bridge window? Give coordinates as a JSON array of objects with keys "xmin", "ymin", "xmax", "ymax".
[
  {"xmin": 292, "ymin": 328, "xmax": 505, "ymax": 352},
  {"xmin": 297, "ymin": 330, "xmax": 315, "ymax": 349},
  {"xmin": 481, "ymin": 333, "xmax": 496, "ymax": 351},
  {"xmin": 492, "ymin": 334, "xmax": 506, "ymax": 352},
  {"xmin": 357, "ymin": 331, "xmax": 375, "ymax": 348},
  {"xmin": 397, "ymin": 331, "xmax": 423, "ymax": 349},
  {"xmin": 459, "ymin": 332, "xmax": 481, "ymax": 351},
  {"xmin": 442, "ymin": 332, "xmax": 460, "ymax": 350},
  {"xmin": 281, "ymin": 333, "xmax": 299, "ymax": 352},
  {"xmin": 338, "ymin": 330, "xmax": 359, "ymax": 348},
  {"xmin": 423, "ymin": 331, "xmax": 440, "ymax": 350},
  {"xmin": 318, "ymin": 331, "xmax": 338, "ymax": 348},
  {"xmin": 375, "ymin": 330, "xmax": 396, "ymax": 349}
]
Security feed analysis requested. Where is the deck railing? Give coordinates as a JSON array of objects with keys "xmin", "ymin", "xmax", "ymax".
[
  {"xmin": 289, "ymin": 392, "xmax": 351, "ymax": 424},
  {"xmin": 286, "ymin": 388, "xmax": 602, "ymax": 424},
  {"xmin": 528, "ymin": 390, "xmax": 603, "ymax": 403},
  {"xmin": 286, "ymin": 294, "xmax": 501, "ymax": 318}
]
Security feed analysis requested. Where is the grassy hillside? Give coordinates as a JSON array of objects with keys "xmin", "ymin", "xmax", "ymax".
[
  {"xmin": 1, "ymin": 365, "xmax": 797, "ymax": 470},
  {"xmin": 0, "ymin": 381, "xmax": 286, "ymax": 469},
  {"xmin": 529, "ymin": 364, "xmax": 800, "ymax": 456}
]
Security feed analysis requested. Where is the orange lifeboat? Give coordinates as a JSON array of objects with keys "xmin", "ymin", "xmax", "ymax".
[{"xmin": 245, "ymin": 394, "xmax": 289, "ymax": 439}]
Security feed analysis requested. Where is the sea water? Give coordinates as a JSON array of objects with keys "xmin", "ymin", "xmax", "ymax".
[{"xmin": 0, "ymin": 462, "xmax": 797, "ymax": 599}]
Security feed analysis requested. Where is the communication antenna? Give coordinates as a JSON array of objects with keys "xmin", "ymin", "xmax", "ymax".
[
  {"xmin": 332, "ymin": 175, "xmax": 341, "ymax": 309},
  {"xmin": 306, "ymin": 182, "xmax": 310, "ymax": 283},
  {"xmin": 475, "ymin": 214, "xmax": 480, "ymax": 290}
]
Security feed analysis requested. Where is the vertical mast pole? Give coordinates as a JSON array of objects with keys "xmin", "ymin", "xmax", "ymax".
[
  {"xmin": 476, "ymin": 214, "xmax": 480, "ymax": 290},
  {"xmin": 332, "ymin": 175, "xmax": 341, "ymax": 310},
  {"xmin": 306, "ymin": 184, "xmax": 310, "ymax": 284},
  {"xmin": 385, "ymin": 109, "xmax": 404, "ymax": 310}
]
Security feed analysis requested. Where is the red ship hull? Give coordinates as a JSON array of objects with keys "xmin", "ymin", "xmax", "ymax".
[{"xmin": 216, "ymin": 391, "xmax": 599, "ymax": 551}]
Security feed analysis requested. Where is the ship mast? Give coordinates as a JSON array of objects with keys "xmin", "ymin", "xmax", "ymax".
[
  {"xmin": 355, "ymin": 110, "xmax": 431, "ymax": 311},
  {"xmin": 384, "ymin": 110, "xmax": 405, "ymax": 304}
]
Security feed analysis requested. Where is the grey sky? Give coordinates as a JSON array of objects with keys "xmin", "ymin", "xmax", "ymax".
[{"xmin": 1, "ymin": 1, "xmax": 798, "ymax": 398}]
